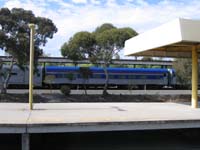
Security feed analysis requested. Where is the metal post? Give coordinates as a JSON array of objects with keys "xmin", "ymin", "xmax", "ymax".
[
  {"xmin": 22, "ymin": 133, "xmax": 30, "ymax": 150},
  {"xmin": 192, "ymin": 46, "xmax": 198, "ymax": 108},
  {"xmin": 29, "ymin": 24, "xmax": 35, "ymax": 110}
]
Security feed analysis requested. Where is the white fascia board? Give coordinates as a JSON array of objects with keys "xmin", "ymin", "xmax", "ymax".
[
  {"xmin": 124, "ymin": 18, "xmax": 183, "ymax": 56},
  {"xmin": 180, "ymin": 19, "xmax": 200, "ymax": 42}
]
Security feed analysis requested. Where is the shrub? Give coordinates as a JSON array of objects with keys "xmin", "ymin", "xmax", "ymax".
[
  {"xmin": 60, "ymin": 85, "xmax": 71, "ymax": 96},
  {"xmin": 173, "ymin": 58, "xmax": 191, "ymax": 89}
]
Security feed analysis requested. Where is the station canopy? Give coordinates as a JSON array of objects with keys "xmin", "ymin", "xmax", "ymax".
[{"xmin": 124, "ymin": 18, "xmax": 200, "ymax": 58}]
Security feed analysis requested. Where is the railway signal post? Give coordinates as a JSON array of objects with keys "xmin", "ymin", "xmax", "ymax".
[{"xmin": 29, "ymin": 24, "xmax": 35, "ymax": 110}]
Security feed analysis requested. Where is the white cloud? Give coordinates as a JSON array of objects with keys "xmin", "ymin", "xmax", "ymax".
[
  {"xmin": 90, "ymin": 0, "xmax": 100, "ymax": 5},
  {"xmin": 106, "ymin": 0, "xmax": 118, "ymax": 7},
  {"xmin": 72, "ymin": 0, "xmax": 88, "ymax": 4},
  {"xmin": 2, "ymin": 0, "xmax": 200, "ymax": 57},
  {"xmin": 4, "ymin": 0, "xmax": 46, "ymax": 16},
  {"xmin": 47, "ymin": 0, "xmax": 74, "ymax": 8}
]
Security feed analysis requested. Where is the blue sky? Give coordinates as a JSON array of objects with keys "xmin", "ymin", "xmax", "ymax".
[{"xmin": 0, "ymin": 0, "xmax": 200, "ymax": 57}]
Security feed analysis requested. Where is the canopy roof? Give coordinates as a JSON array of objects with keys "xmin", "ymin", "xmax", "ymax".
[{"xmin": 124, "ymin": 18, "xmax": 200, "ymax": 58}]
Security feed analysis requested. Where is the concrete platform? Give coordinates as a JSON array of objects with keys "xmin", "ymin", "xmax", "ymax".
[{"xmin": 1, "ymin": 102, "xmax": 200, "ymax": 133}]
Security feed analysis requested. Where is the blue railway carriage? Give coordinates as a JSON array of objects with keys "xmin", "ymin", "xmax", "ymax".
[
  {"xmin": 45, "ymin": 66, "xmax": 176, "ymax": 89},
  {"xmin": 0, "ymin": 65, "xmax": 176, "ymax": 89},
  {"xmin": 0, "ymin": 65, "xmax": 43, "ymax": 88}
]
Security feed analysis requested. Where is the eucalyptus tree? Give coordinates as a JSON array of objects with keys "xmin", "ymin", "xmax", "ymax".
[
  {"xmin": 61, "ymin": 23, "xmax": 137, "ymax": 95},
  {"xmin": 0, "ymin": 8, "xmax": 57, "ymax": 93},
  {"xmin": 93, "ymin": 26, "xmax": 137, "ymax": 94},
  {"xmin": 173, "ymin": 58, "xmax": 192, "ymax": 89}
]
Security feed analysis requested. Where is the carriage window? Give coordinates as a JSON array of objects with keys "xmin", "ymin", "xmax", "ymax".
[
  {"xmin": 109, "ymin": 75, "xmax": 119, "ymax": 79},
  {"xmin": 119, "ymin": 75, "xmax": 126, "ymax": 79},
  {"xmin": 109, "ymin": 75, "xmax": 115, "ymax": 79},
  {"xmin": 140, "ymin": 75, "xmax": 146, "ymax": 79},
  {"xmin": 93, "ymin": 74, "xmax": 102, "ymax": 78},
  {"xmin": 151, "ymin": 75, "xmax": 161, "ymax": 79},
  {"xmin": 55, "ymin": 74, "xmax": 63, "ymax": 78},
  {"xmin": 11, "ymin": 72, "xmax": 17, "ymax": 75},
  {"xmin": 101, "ymin": 74, "xmax": 106, "ymax": 79},
  {"xmin": 114, "ymin": 75, "xmax": 118, "ymax": 79},
  {"xmin": 129, "ymin": 75, "xmax": 136, "ymax": 79}
]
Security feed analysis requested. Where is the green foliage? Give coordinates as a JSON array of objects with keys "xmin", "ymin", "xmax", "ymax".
[
  {"xmin": 61, "ymin": 31, "xmax": 95, "ymax": 64},
  {"xmin": 60, "ymin": 85, "xmax": 71, "ymax": 96},
  {"xmin": 96, "ymin": 29, "xmax": 117, "ymax": 48},
  {"xmin": 94, "ymin": 23, "xmax": 116, "ymax": 34},
  {"xmin": 61, "ymin": 40, "xmax": 83, "ymax": 64},
  {"xmin": 72, "ymin": 32, "xmax": 95, "ymax": 51},
  {"xmin": 0, "ymin": 7, "xmax": 57, "ymax": 66},
  {"xmin": 173, "ymin": 58, "xmax": 192, "ymax": 88},
  {"xmin": 103, "ymin": 27, "xmax": 137, "ymax": 48}
]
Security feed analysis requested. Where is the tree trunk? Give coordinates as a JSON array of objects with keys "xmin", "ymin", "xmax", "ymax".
[
  {"xmin": 1, "ymin": 83, "xmax": 7, "ymax": 94},
  {"xmin": 83, "ymin": 79, "xmax": 88, "ymax": 95},
  {"xmin": 84, "ymin": 85, "xmax": 87, "ymax": 95},
  {"xmin": 0, "ymin": 75, "xmax": 4, "ymax": 94},
  {"xmin": 1, "ymin": 57, "xmax": 14, "ymax": 94},
  {"xmin": 103, "ymin": 67, "xmax": 109, "ymax": 96}
]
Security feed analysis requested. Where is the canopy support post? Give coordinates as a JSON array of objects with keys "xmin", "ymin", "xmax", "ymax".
[
  {"xmin": 29, "ymin": 24, "xmax": 35, "ymax": 110},
  {"xmin": 192, "ymin": 45, "xmax": 198, "ymax": 108}
]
